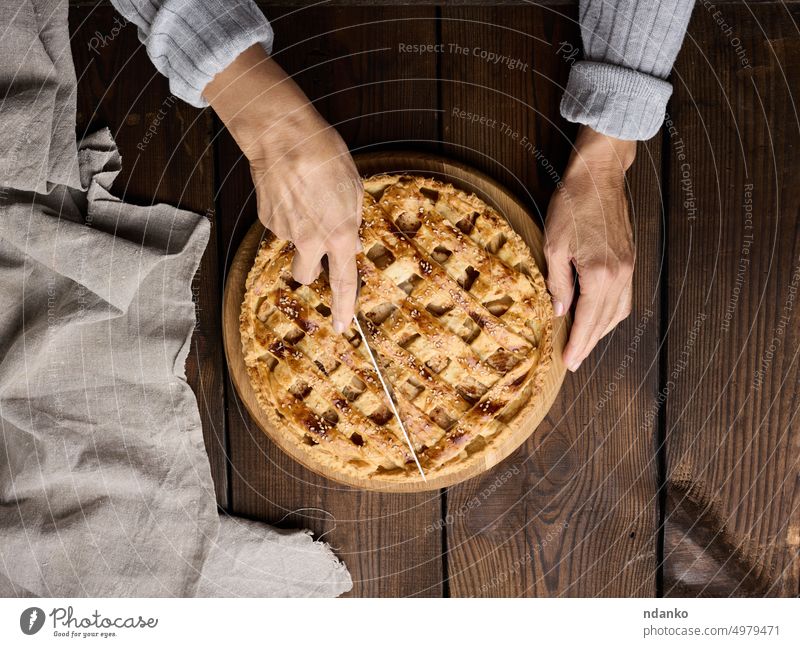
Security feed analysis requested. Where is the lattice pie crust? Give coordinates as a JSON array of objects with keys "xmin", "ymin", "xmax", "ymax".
[{"xmin": 240, "ymin": 174, "xmax": 553, "ymax": 482}]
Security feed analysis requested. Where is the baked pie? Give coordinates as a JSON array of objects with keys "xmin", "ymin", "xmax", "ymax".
[{"xmin": 240, "ymin": 174, "xmax": 553, "ymax": 482}]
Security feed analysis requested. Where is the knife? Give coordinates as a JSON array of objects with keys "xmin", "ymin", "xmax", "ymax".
[{"xmin": 352, "ymin": 314, "xmax": 426, "ymax": 481}]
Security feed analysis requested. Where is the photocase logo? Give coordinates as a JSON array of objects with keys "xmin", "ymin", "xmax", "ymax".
[
  {"xmin": 15, "ymin": 606, "xmax": 159, "ymax": 638},
  {"xmin": 20, "ymin": 607, "xmax": 45, "ymax": 635}
]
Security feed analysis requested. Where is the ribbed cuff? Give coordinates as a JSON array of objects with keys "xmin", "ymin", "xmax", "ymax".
[
  {"xmin": 146, "ymin": 0, "xmax": 275, "ymax": 108},
  {"xmin": 560, "ymin": 61, "xmax": 673, "ymax": 141}
]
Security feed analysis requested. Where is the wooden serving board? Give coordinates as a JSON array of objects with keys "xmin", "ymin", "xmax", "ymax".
[{"xmin": 222, "ymin": 151, "xmax": 569, "ymax": 492}]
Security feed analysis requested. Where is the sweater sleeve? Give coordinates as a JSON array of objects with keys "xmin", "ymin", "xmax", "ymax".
[
  {"xmin": 561, "ymin": 0, "xmax": 696, "ymax": 141},
  {"xmin": 110, "ymin": 0, "xmax": 274, "ymax": 108}
]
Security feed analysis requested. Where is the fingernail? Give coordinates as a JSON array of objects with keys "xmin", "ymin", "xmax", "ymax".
[
  {"xmin": 356, "ymin": 240, "xmax": 364, "ymax": 253},
  {"xmin": 553, "ymin": 300, "xmax": 564, "ymax": 317},
  {"xmin": 568, "ymin": 360, "xmax": 582, "ymax": 372},
  {"xmin": 333, "ymin": 320, "xmax": 346, "ymax": 334}
]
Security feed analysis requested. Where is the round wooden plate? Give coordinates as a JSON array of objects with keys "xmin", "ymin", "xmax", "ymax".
[{"xmin": 222, "ymin": 151, "xmax": 569, "ymax": 492}]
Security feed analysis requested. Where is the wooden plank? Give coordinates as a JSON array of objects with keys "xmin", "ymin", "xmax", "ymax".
[
  {"xmin": 70, "ymin": 1, "xmax": 800, "ymax": 8},
  {"xmin": 70, "ymin": 5, "xmax": 229, "ymax": 506},
  {"xmin": 441, "ymin": 6, "xmax": 575, "ymax": 218},
  {"xmin": 66, "ymin": 1, "xmax": 576, "ymax": 9},
  {"xmin": 440, "ymin": 5, "xmax": 662, "ymax": 596},
  {"xmin": 248, "ymin": 0, "xmax": 794, "ymax": 4},
  {"xmin": 664, "ymin": 3, "xmax": 800, "ymax": 597},
  {"xmin": 217, "ymin": 5, "xmax": 443, "ymax": 596}
]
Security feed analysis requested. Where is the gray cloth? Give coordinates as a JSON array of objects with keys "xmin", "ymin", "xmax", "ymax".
[
  {"xmin": 562, "ymin": 0, "xmax": 696, "ymax": 140},
  {"xmin": 111, "ymin": 0, "xmax": 694, "ymax": 140},
  {"xmin": 0, "ymin": 0, "xmax": 81, "ymax": 192},
  {"xmin": 0, "ymin": 0, "xmax": 352, "ymax": 598}
]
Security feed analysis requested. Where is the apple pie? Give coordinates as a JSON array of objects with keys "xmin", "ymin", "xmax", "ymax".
[{"xmin": 240, "ymin": 174, "xmax": 553, "ymax": 482}]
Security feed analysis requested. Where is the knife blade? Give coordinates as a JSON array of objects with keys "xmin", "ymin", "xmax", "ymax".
[{"xmin": 352, "ymin": 314, "xmax": 426, "ymax": 481}]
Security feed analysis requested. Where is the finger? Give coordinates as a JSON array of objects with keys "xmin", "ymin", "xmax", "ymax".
[
  {"xmin": 562, "ymin": 261, "xmax": 626, "ymax": 369},
  {"xmin": 563, "ymin": 296, "xmax": 616, "ymax": 371},
  {"xmin": 327, "ymin": 244, "xmax": 359, "ymax": 334},
  {"xmin": 566, "ymin": 272, "xmax": 630, "ymax": 370},
  {"xmin": 291, "ymin": 244, "xmax": 325, "ymax": 285},
  {"xmin": 564, "ymin": 252, "xmax": 636, "ymax": 370},
  {"xmin": 563, "ymin": 288, "xmax": 600, "ymax": 371},
  {"xmin": 254, "ymin": 192, "xmax": 283, "ymax": 237},
  {"xmin": 544, "ymin": 246, "xmax": 575, "ymax": 318},
  {"xmin": 602, "ymin": 284, "xmax": 633, "ymax": 338},
  {"xmin": 572, "ymin": 295, "xmax": 620, "ymax": 369}
]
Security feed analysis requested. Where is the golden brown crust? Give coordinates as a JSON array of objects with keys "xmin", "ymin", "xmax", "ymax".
[{"xmin": 240, "ymin": 174, "xmax": 553, "ymax": 483}]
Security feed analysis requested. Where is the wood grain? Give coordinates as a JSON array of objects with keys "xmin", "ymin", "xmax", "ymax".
[
  {"xmin": 69, "ymin": 1, "xmax": 797, "ymax": 7},
  {"xmin": 68, "ymin": 0, "xmax": 800, "ymax": 598},
  {"xmin": 218, "ymin": 5, "xmax": 445, "ymax": 596},
  {"xmin": 663, "ymin": 3, "xmax": 800, "ymax": 597},
  {"xmin": 439, "ymin": 5, "xmax": 663, "ymax": 596},
  {"xmin": 70, "ymin": 5, "xmax": 228, "ymax": 506}
]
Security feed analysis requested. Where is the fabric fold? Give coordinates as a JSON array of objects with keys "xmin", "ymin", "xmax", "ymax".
[
  {"xmin": 560, "ymin": 0, "xmax": 696, "ymax": 140},
  {"xmin": 560, "ymin": 60, "xmax": 673, "ymax": 141},
  {"xmin": 0, "ymin": 0, "xmax": 81, "ymax": 192},
  {"xmin": 111, "ymin": 0, "xmax": 275, "ymax": 108},
  {"xmin": 0, "ymin": 0, "xmax": 351, "ymax": 598}
]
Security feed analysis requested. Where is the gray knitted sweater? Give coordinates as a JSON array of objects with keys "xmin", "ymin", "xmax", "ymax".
[{"xmin": 110, "ymin": 0, "xmax": 696, "ymax": 141}]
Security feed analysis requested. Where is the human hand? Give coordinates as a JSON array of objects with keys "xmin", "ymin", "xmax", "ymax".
[
  {"xmin": 204, "ymin": 45, "xmax": 362, "ymax": 333},
  {"xmin": 544, "ymin": 126, "xmax": 637, "ymax": 372}
]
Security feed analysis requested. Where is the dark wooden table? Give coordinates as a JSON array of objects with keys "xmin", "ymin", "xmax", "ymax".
[{"xmin": 69, "ymin": 1, "xmax": 800, "ymax": 597}]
